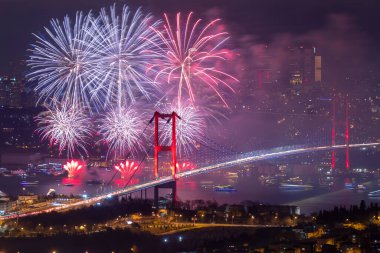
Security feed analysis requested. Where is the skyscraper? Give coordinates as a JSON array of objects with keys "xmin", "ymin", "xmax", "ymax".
[
  {"xmin": 0, "ymin": 77, "xmax": 6, "ymax": 107},
  {"xmin": 0, "ymin": 76, "xmax": 24, "ymax": 108},
  {"xmin": 288, "ymin": 45, "xmax": 315, "ymax": 86}
]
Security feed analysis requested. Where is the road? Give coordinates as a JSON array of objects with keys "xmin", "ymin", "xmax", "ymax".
[{"xmin": 1, "ymin": 143, "xmax": 378, "ymax": 220}]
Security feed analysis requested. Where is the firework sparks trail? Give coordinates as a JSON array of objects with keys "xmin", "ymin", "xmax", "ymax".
[
  {"xmin": 28, "ymin": 6, "xmax": 238, "ymax": 158},
  {"xmin": 99, "ymin": 106, "xmax": 146, "ymax": 157},
  {"xmin": 63, "ymin": 160, "xmax": 83, "ymax": 178},
  {"xmin": 114, "ymin": 160, "xmax": 138, "ymax": 179},
  {"xmin": 176, "ymin": 162, "xmax": 195, "ymax": 172},
  {"xmin": 149, "ymin": 12, "xmax": 238, "ymax": 107},
  {"xmin": 90, "ymin": 4, "xmax": 161, "ymax": 107},
  {"xmin": 27, "ymin": 11, "xmax": 98, "ymax": 109},
  {"xmin": 161, "ymin": 104, "xmax": 206, "ymax": 155},
  {"xmin": 36, "ymin": 103, "xmax": 92, "ymax": 156}
]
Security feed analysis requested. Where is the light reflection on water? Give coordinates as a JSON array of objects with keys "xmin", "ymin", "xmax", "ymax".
[{"xmin": 1, "ymin": 167, "xmax": 380, "ymax": 214}]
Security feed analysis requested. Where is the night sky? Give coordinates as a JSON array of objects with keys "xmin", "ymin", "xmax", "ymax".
[
  {"xmin": 0, "ymin": 0, "xmax": 379, "ymax": 152},
  {"xmin": 1, "ymin": 0, "xmax": 380, "ymax": 73}
]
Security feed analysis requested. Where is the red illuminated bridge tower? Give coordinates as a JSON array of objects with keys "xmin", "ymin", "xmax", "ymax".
[
  {"xmin": 331, "ymin": 95, "xmax": 350, "ymax": 170},
  {"xmin": 150, "ymin": 111, "xmax": 181, "ymax": 208}
]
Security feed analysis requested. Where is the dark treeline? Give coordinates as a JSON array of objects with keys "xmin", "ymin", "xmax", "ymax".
[
  {"xmin": 18, "ymin": 198, "xmax": 152, "ymax": 227},
  {"xmin": 0, "ymin": 228, "xmax": 159, "ymax": 253},
  {"xmin": 0, "ymin": 226, "xmax": 293, "ymax": 253},
  {"xmin": 160, "ymin": 227, "xmax": 290, "ymax": 253},
  {"xmin": 317, "ymin": 200, "xmax": 379, "ymax": 225},
  {"xmin": 15, "ymin": 198, "xmax": 300, "ymax": 229}
]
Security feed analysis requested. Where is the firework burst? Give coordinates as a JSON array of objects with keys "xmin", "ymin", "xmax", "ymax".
[
  {"xmin": 149, "ymin": 12, "xmax": 238, "ymax": 107},
  {"xmin": 36, "ymin": 103, "xmax": 92, "ymax": 156},
  {"xmin": 176, "ymin": 162, "xmax": 195, "ymax": 172},
  {"xmin": 90, "ymin": 4, "xmax": 161, "ymax": 107},
  {"xmin": 63, "ymin": 160, "xmax": 83, "ymax": 178},
  {"xmin": 114, "ymin": 160, "xmax": 138, "ymax": 179},
  {"xmin": 99, "ymin": 106, "xmax": 146, "ymax": 157},
  {"xmin": 161, "ymin": 104, "xmax": 206, "ymax": 155},
  {"xmin": 27, "ymin": 11, "xmax": 98, "ymax": 108}
]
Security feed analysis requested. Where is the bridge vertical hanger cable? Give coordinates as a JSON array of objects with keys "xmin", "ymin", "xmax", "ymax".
[{"xmin": 121, "ymin": 112, "xmax": 181, "ymax": 189}]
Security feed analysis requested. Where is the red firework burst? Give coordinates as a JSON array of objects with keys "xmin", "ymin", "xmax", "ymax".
[
  {"xmin": 63, "ymin": 160, "xmax": 83, "ymax": 178},
  {"xmin": 114, "ymin": 160, "xmax": 138, "ymax": 179}
]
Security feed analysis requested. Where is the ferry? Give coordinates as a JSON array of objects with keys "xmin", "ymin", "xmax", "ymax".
[
  {"xmin": 286, "ymin": 177, "xmax": 303, "ymax": 184},
  {"xmin": 356, "ymin": 184, "xmax": 367, "ymax": 192},
  {"xmin": 11, "ymin": 169, "xmax": 27, "ymax": 177},
  {"xmin": 259, "ymin": 176, "xmax": 277, "ymax": 186},
  {"xmin": 368, "ymin": 190, "xmax": 380, "ymax": 198},
  {"xmin": 279, "ymin": 183, "xmax": 313, "ymax": 190},
  {"xmin": 344, "ymin": 182, "xmax": 356, "ymax": 190},
  {"xmin": 2, "ymin": 171, "xmax": 12, "ymax": 177},
  {"xmin": 200, "ymin": 181, "xmax": 214, "ymax": 189},
  {"xmin": 20, "ymin": 181, "xmax": 39, "ymax": 186},
  {"xmin": 214, "ymin": 185, "xmax": 237, "ymax": 192}
]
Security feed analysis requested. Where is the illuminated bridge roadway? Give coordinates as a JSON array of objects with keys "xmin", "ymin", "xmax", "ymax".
[{"xmin": 1, "ymin": 142, "xmax": 379, "ymax": 220}]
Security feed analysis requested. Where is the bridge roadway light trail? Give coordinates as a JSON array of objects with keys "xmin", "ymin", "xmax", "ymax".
[
  {"xmin": 177, "ymin": 143, "xmax": 380, "ymax": 178},
  {"xmin": 1, "ymin": 143, "xmax": 378, "ymax": 220}
]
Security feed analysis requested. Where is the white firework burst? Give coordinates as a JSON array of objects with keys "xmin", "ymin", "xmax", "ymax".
[
  {"xmin": 36, "ymin": 103, "xmax": 92, "ymax": 156},
  {"xmin": 99, "ymin": 106, "xmax": 146, "ymax": 157},
  {"xmin": 161, "ymin": 104, "xmax": 206, "ymax": 155},
  {"xmin": 27, "ymin": 11, "xmax": 98, "ymax": 109},
  {"xmin": 90, "ymin": 4, "xmax": 161, "ymax": 107}
]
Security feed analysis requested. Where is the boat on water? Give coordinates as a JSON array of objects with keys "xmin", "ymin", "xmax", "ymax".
[
  {"xmin": 356, "ymin": 184, "xmax": 367, "ymax": 192},
  {"xmin": 11, "ymin": 169, "xmax": 27, "ymax": 176},
  {"xmin": 63, "ymin": 183, "xmax": 74, "ymax": 187},
  {"xmin": 319, "ymin": 179, "xmax": 334, "ymax": 188},
  {"xmin": 2, "ymin": 172, "xmax": 13, "ymax": 177},
  {"xmin": 20, "ymin": 181, "xmax": 39, "ymax": 186},
  {"xmin": 214, "ymin": 185, "xmax": 237, "ymax": 192},
  {"xmin": 225, "ymin": 172, "xmax": 238, "ymax": 179},
  {"xmin": 345, "ymin": 182, "xmax": 356, "ymax": 190},
  {"xmin": 344, "ymin": 183, "xmax": 367, "ymax": 191},
  {"xmin": 368, "ymin": 190, "xmax": 380, "ymax": 197},
  {"xmin": 86, "ymin": 179, "xmax": 103, "ymax": 185},
  {"xmin": 279, "ymin": 183, "xmax": 313, "ymax": 190},
  {"xmin": 259, "ymin": 175, "xmax": 277, "ymax": 186},
  {"xmin": 52, "ymin": 171, "xmax": 65, "ymax": 176}
]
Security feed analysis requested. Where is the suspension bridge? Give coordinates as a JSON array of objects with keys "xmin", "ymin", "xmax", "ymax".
[
  {"xmin": 1, "ymin": 102, "xmax": 379, "ymax": 220},
  {"xmin": 1, "ymin": 140, "xmax": 378, "ymax": 220}
]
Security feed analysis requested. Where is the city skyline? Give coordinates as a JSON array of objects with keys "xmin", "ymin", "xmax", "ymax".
[{"xmin": 0, "ymin": 1, "xmax": 379, "ymax": 252}]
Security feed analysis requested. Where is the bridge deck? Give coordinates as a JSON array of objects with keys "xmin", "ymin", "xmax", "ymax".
[{"xmin": 1, "ymin": 143, "xmax": 378, "ymax": 220}]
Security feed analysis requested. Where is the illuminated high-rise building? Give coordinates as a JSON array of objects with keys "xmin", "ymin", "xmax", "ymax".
[
  {"xmin": 0, "ymin": 76, "xmax": 24, "ymax": 108},
  {"xmin": 0, "ymin": 77, "xmax": 6, "ymax": 107},
  {"xmin": 288, "ymin": 45, "xmax": 315, "ymax": 86}
]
